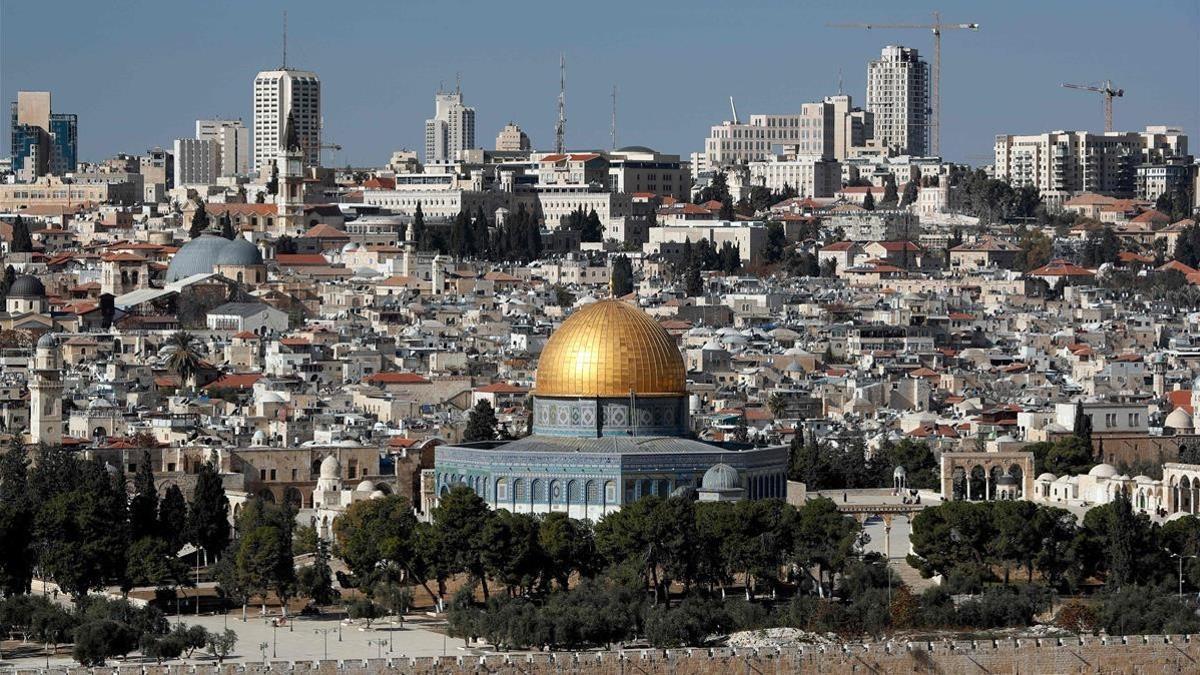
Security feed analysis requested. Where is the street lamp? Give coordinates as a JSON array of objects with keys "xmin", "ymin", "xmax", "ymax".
[
  {"xmin": 1165, "ymin": 549, "xmax": 1198, "ymax": 597},
  {"xmin": 264, "ymin": 618, "xmax": 278, "ymax": 657},
  {"xmin": 258, "ymin": 641, "xmax": 270, "ymax": 665},
  {"xmin": 314, "ymin": 628, "xmax": 337, "ymax": 660},
  {"xmin": 367, "ymin": 638, "xmax": 385, "ymax": 659}
]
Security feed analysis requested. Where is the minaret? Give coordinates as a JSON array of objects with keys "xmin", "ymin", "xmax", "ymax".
[
  {"xmin": 30, "ymin": 333, "xmax": 63, "ymax": 446},
  {"xmin": 402, "ymin": 221, "xmax": 416, "ymax": 278}
]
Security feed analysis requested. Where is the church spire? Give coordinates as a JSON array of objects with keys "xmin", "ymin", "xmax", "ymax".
[{"xmin": 283, "ymin": 111, "xmax": 300, "ymax": 152}]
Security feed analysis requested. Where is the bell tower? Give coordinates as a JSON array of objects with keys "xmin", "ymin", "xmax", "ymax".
[
  {"xmin": 276, "ymin": 112, "xmax": 306, "ymax": 235},
  {"xmin": 30, "ymin": 333, "xmax": 63, "ymax": 445}
]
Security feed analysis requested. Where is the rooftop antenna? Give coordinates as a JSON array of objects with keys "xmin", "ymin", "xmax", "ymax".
[
  {"xmin": 455, "ymin": 71, "xmax": 461, "ymax": 96},
  {"xmin": 555, "ymin": 53, "xmax": 566, "ymax": 154},
  {"xmin": 729, "ymin": 96, "xmax": 740, "ymax": 124},
  {"xmin": 837, "ymin": 68, "xmax": 844, "ymax": 95},
  {"xmin": 610, "ymin": 85, "xmax": 618, "ymax": 151},
  {"xmin": 282, "ymin": 10, "xmax": 287, "ymax": 69}
]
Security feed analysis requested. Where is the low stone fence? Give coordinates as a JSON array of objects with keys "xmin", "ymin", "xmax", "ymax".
[{"xmin": 14, "ymin": 634, "xmax": 1200, "ymax": 674}]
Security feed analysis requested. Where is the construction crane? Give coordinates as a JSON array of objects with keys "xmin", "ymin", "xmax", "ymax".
[
  {"xmin": 1061, "ymin": 80, "xmax": 1124, "ymax": 133},
  {"xmin": 829, "ymin": 11, "xmax": 980, "ymax": 156}
]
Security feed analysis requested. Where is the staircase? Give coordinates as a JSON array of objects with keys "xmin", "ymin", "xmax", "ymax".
[{"xmin": 890, "ymin": 557, "xmax": 937, "ymax": 593}]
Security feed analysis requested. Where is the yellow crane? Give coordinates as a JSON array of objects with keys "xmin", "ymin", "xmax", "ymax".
[
  {"xmin": 1061, "ymin": 80, "xmax": 1124, "ymax": 133},
  {"xmin": 829, "ymin": 11, "xmax": 980, "ymax": 156}
]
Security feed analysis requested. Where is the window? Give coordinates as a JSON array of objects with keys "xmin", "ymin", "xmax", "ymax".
[{"xmin": 270, "ymin": 469, "xmax": 277, "ymax": 481}]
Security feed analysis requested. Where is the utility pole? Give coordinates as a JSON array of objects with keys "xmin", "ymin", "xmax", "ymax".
[
  {"xmin": 555, "ymin": 53, "xmax": 566, "ymax": 154},
  {"xmin": 828, "ymin": 11, "xmax": 980, "ymax": 156},
  {"xmin": 282, "ymin": 10, "xmax": 288, "ymax": 69},
  {"xmin": 611, "ymin": 85, "xmax": 618, "ymax": 151}
]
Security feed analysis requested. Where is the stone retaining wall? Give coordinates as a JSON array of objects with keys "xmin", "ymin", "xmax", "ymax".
[{"xmin": 15, "ymin": 635, "xmax": 1200, "ymax": 674}]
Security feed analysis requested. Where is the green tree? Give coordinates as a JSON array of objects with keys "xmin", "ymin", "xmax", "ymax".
[
  {"xmin": 763, "ymin": 222, "xmax": 787, "ymax": 264},
  {"xmin": 373, "ymin": 581, "xmax": 414, "ymax": 627},
  {"xmin": 205, "ymin": 628, "xmax": 237, "ymax": 663},
  {"xmin": 464, "ymin": 400, "xmax": 499, "ymax": 442},
  {"xmin": 219, "ymin": 213, "xmax": 235, "ymax": 240},
  {"xmin": 125, "ymin": 536, "xmax": 189, "ymax": 589},
  {"xmin": 0, "ymin": 438, "xmax": 34, "ymax": 595},
  {"xmin": 333, "ymin": 495, "xmax": 436, "ymax": 601},
  {"xmin": 899, "ymin": 181, "xmax": 919, "ymax": 208},
  {"xmin": 581, "ymin": 208, "xmax": 604, "ymax": 242},
  {"xmin": 266, "ymin": 162, "xmax": 279, "ymax": 196},
  {"xmin": 481, "ymin": 510, "xmax": 544, "ymax": 596},
  {"xmin": 128, "ymin": 450, "xmax": 159, "ymax": 541},
  {"xmin": 538, "ymin": 512, "xmax": 595, "ymax": 590},
  {"xmin": 610, "ymin": 255, "xmax": 634, "ymax": 296},
  {"xmin": 432, "ymin": 486, "xmax": 495, "ymax": 599},
  {"xmin": 862, "ymin": 188, "xmax": 875, "ymax": 211},
  {"xmin": 11, "ymin": 215, "xmax": 33, "ymax": 253},
  {"xmin": 718, "ymin": 197, "xmax": 735, "ymax": 221},
  {"xmin": 296, "ymin": 537, "xmax": 339, "ymax": 606},
  {"xmin": 187, "ymin": 459, "xmax": 231, "ymax": 560},
  {"xmin": 157, "ymin": 484, "xmax": 188, "ymax": 552},
  {"xmin": 684, "ymin": 265, "xmax": 703, "ymax": 297},
  {"xmin": 881, "ymin": 176, "xmax": 899, "ymax": 207},
  {"xmin": 189, "ymin": 203, "xmax": 209, "ymax": 239}
]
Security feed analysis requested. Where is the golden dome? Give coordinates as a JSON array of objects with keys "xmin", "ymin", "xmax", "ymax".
[{"xmin": 535, "ymin": 299, "xmax": 687, "ymax": 398}]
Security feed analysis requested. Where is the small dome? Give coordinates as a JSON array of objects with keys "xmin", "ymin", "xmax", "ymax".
[
  {"xmin": 995, "ymin": 474, "xmax": 1017, "ymax": 486},
  {"xmin": 251, "ymin": 430, "xmax": 268, "ymax": 446},
  {"xmin": 1037, "ymin": 472, "xmax": 1057, "ymax": 482},
  {"xmin": 1089, "ymin": 463, "xmax": 1117, "ymax": 478},
  {"xmin": 88, "ymin": 398, "xmax": 114, "ymax": 410},
  {"xmin": 37, "ymin": 332, "xmax": 58, "ymax": 349},
  {"xmin": 355, "ymin": 480, "xmax": 376, "ymax": 492},
  {"xmin": 701, "ymin": 463, "xmax": 740, "ymax": 490},
  {"xmin": 893, "ymin": 466, "xmax": 908, "ymax": 478},
  {"xmin": 1133, "ymin": 475, "xmax": 1154, "ymax": 483},
  {"xmin": 319, "ymin": 455, "xmax": 340, "ymax": 479},
  {"xmin": 1166, "ymin": 408, "xmax": 1194, "ymax": 430},
  {"xmin": 215, "ymin": 237, "xmax": 264, "ymax": 266},
  {"xmin": 259, "ymin": 391, "xmax": 285, "ymax": 403},
  {"xmin": 9, "ymin": 275, "xmax": 46, "ymax": 298}
]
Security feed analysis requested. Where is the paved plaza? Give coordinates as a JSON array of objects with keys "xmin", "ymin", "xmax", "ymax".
[{"xmin": 1, "ymin": 610, "xmax": 472, "ymax": 668}]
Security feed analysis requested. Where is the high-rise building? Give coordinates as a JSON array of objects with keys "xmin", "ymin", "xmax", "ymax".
[
  {"xmin": 252, "ymin": 69, "xmax": 320, "ymax": 174},
  {"xmin": 197, "ymin": 119, "xmax": 250, "ymax": 176},
  {"xmin": 173, "ymin": 138, "xmax": 221, "ymax": 186},
  {"xmin": 424, "ymin": 89, "xmax": 475, "ymax": 164},
  {"xmin": 495, "ymin": 122, "xmax": 531, "ymax": 152},
  {"xmin": 699, "ymin": 96, "xmax": 874, "ymax": 171},
  {"xmin": 9, "ymin": 91, "xmax": 77, "ymax": 179},
  {"xmin": 866, "ymin": 45, "xmax": 930, "ymax": 157},
  {"xmin": 992, "ymin": 126, "xmax": 1189, "ymax": 204}
]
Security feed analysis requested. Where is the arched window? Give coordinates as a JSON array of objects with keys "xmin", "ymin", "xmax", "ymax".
[
  {"xmin": 532, "ymin": 478, "xmax": 546, "ymax": 502},
  {"xmin": 495, "ymin": 478, "xmax": 508, "ymax": 502},
  {"xmin": 512, "ymin": 478, "xmax": 526, "ymax": 504}
]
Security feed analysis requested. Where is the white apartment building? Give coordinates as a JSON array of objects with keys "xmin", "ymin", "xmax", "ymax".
[
  {"xmin": 196, "ymin": 119, "xmax": 249, "ymax": 176},
  {"xmin": 993, "ymin": 127, "xmax": 1189, "ymax": 203},
  {"xmin": 425, "ymin": 90, "xmax": 476, "ymax": 164},
  {"xmin": 173, "ymin": 139, "xmax": 220, "ymax": 186},
  {"xmin": 749, "ymin": 155, "xmax": 841, "ymax": 198},
  {"xmin": 252, "ymin": 69, "xmax": 321, "ymax": 174},
  {"xmin": 866, "ymin": 46, "xmax": 929, "ymax": 157}
]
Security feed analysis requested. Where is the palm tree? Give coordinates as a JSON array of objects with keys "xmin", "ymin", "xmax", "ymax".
[
  {"xmin": 767, "ymin": 393, "xmax": 787, "ymax": 420},
  {"xmin": 166, "ymin": 331, "xmax": 203, "ymax": 390}
]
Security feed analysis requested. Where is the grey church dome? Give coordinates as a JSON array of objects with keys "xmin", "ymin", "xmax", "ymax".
[
  {"xmin": 36, "ymin": 332, "xmax": 57, "ymax": 349},
  {"xmin": 9, "ymin": 275, "xmax": 46, "ymax": 298},
  {"xmin": 166, "ymin": 234, "xmax": 234, "ymax": 282},
  {"xmin": 215, "ymin": 237, "xmax": 264, "ymax": 266}
]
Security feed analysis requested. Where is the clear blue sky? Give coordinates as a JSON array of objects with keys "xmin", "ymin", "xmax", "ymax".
[{"xmin": 3, "ymin": 0, "xmax": 1197, "ymax": 167}]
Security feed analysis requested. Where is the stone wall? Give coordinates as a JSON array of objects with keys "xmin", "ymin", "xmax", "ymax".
[{"xmin": 20, "ymin": 635, "xmax": 1200, "ymax": 674}]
